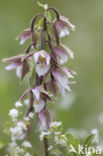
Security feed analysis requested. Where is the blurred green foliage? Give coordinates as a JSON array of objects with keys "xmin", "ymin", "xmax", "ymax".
[{"xmin": 0, "ymin": 0, "xmax": 103, "ymax": 155}]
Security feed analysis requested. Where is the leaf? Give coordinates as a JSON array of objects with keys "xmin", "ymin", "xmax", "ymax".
[
  {"xmin": 30, "ymin": 64, "xmax": 36, "ymax": 86},
  {"xmin": 45, "ymin": 11, "xmax": 52, "ymax": 22},
  {"xmin": 35, "ymin": 18, "xmax": 44, "ymax": 29},
  {"xmin": 66, "ymin": 133, "xmax": 79, "ymax": 151},
  {"xmin": 83, "ymin": 134, "xmax": 95, "ymax": 148}
]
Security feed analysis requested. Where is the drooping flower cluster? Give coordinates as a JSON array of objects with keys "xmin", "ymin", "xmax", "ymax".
[{"xmin": 3, "ymin": 3, "xmax": 75, "ymax": 155}]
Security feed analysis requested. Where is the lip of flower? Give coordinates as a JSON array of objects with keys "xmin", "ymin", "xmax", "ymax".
[
  {"xmin": 34, "ymin": 50, "xmax": 51, "ymax": 76},
  {"xmin": 3, "ymin": 55, "xmax": 30, "ymax": 80},
  {"xmin": 33, "ymin": 99, "xmax": 45, "ymax": 113}
]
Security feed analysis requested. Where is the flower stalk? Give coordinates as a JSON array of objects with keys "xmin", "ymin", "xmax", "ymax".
[{"xmin": 3, "ymin": 3, "xmax": 75, "ymax": 156}]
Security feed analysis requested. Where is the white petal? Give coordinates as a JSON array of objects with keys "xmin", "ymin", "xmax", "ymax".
[
  {"xmin": 20, "ymin": 38, "xmax": 26, "ymax": 45},
  {"xmin": 38, "ymin": 111, "xmax": 47, "ymax": 132},
  {"xmin": 33, "ymin": 99, "xmax": 45, "ymax": 113},
  {"xmin": 34, "ymin": 52, "xmax": 40, "ymax": 63},
  {"xmin": 22, "ymin": 141, "xmax": 32, "ymax": 148},
  {"xmin": 59, "ymin": 29, "xmax": 69, "ymax": 38},
  {"xmin": 58, "ymin": 54, "xmax": 68, "ymax": 64},
  {"xmin": 61, "ymin": 67, "xmax": 74, "ymax": 78},
  {"xmin": 32, "ymin": 88, "xmax": 40, "ymax": 100},
  {"xmin": 15, "ymin": 101, "xmax": 23, "ymax": 107},
  {"xmin": 67, "ymin": 21, "xmax": 75, "ymax": 31},
  {"xmin": 24, "ymin": 99, "xmax": 29, "ymax": 106},
  {"xmin": 52, "ymin": 70, "xmax": 63, "ymax": 84},
  {"xmin": 5, "ymin": 63, "xmax": 19, "ymax": 70},
  {"xmin": 16, "ymin": 66, "xmax": 22, "ymax": 79},
  {"xmin": 66, "ymin": 85, "xmax": 71, "ymax": 92},
  {"xmin": 46, "ymin": 54, "xmax": 50, "ymax": 65},
  {"xmin": 36, "ymin": 64, "xmax": 50, "ymax": 77},
  {"xmin": 62, "ymin": 44, "xmax": 74, "ymax": 59}
]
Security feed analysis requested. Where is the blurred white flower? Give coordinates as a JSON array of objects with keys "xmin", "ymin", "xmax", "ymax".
[
  {"xmin": 6, "ymin": 142, "xmax": 17, "ymax": 154},
  {"xmin": 14, "ymin": 146, "xmax": 24, "ymax": 155},
  {"xmin": 15, "ymin": 101, "xmax": 23, "ymax": 107},
  {"xmin": 22, "ymin": 141, "xmax": 32, "ymax": 148},
  {"xmin": 50, "ymin": 121, "xmax": 62, "ymax": 128},
  {"xmin": 24, "ymin": 116, "xmax": 30, "ymax": 122},
  {"xmin": 48, "ymin": 145, "xmax": 53, "ymax": 151},
  {"xmin": 9, "ymin": 108, "xmax": 18, "ymax": 121},
  {"xmin": 55, "ymin": 134, "xmax": 67, "ymax": 146},
  {"xmin": 55, "ymin": 131, "xmax": 61, "ymax": 135},
  {"xmin": 40, "ymin": 131, "xmax": 51, "ymax": 141},
  {"xmin": 24, "ymin": 152, "xmax": 32, "ymax": 156},
  {"xmin": 10, "ymin": 121, "xmax": 27, "ymax": 141},
  {"xmin": 91, "ymin": 128, "xmax": 99, "ymax": 143},
  {"xmin": 28, "ymin": 112, "xmax": 34, "ymax": 119}
]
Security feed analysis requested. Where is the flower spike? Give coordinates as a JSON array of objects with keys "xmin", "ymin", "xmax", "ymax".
[{"xmin": 3, "ymin": 4, "xmax": 76, "ymax": 156}]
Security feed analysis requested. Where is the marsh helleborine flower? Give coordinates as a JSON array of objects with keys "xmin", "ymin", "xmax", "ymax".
[
  {"xmin": 3, "ymin": 55, "xmax": 29, "ymax": 80},
  {"xmin": 53, "ymin": 16, "xmax": 75, "ymax": 38},
  {"xmin": 34, "ymin": 50, "xmax": 51, "ymax": 77}
]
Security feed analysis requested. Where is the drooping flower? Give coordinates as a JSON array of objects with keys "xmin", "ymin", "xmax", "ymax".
[
  {"xmin": 34, "ymin": 50, "xmax": 51, "ymax": 77},
  {"xmin": 19, "ymin": 86, "xmax": 51, "ymax": 113},
  {"xmin": 53, "ymin": 16, "xmax": 75, "ymax": 38},
  {"xmin": 16, "ymin": 29, "xmax": 38, "ymax": 46},
  {"xmin": 54, "ymin": 44, "xmax": 74, "ymax": 64},
  {"xmin": 3, "ymin": 55, "xmax": 29, "ymax": 80},
  {"xmin": 60, "ymin": 66, "xmax": 76, "ymax": 78},
  {"xmin": 32, "ymin": 85, "xmax": 51, "ymax": 101},
  {"xmin": 37, "ymin": 108, "xmax": 51, "ymax": 132},
  {"xmin": 19, "ymin": 85, "xmax": 51, "ymax": 102},
  {"xmin": 32, "ymin": 86, "xmax": 51, "ymax": 112},
  {"xmin": 16, "ymin": 29, "xmax": 32, "ymax": 45},
  {"xmin": 46, "ymin": 79, "xmax": 58, "ymax": 96},
  {"xmin": 52, "ymin": 69, "xmax": 71, "ymax": 96}
]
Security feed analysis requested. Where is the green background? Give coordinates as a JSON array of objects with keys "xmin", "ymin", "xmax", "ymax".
[{"xmin": 0, "ymin": 0, "xmax": 103, "ymax": 155}]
